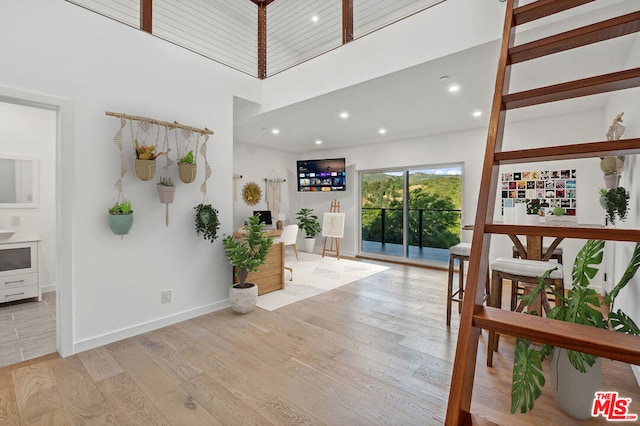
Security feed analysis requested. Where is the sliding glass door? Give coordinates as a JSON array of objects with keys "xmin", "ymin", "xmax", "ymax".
[{"xmin": 360, "ymin": 165, "xmax": 462, "ymax": 265}]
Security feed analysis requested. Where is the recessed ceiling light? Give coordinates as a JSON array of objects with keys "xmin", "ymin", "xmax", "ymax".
[
  {"xmin": 473, "ymin": 111, "xmax": 483, "ymax": 117},
  {"xmin": 311, "ymin": 15, "xmax": 319, "ymax": 23},
  {"xmin": 339, "ymin": 111, "xmax": 349, "ymax": 119},
  {"xmin": 448, "ymin": 84, "xmax": 461, "ymax": 93},
  {"xmin": 315, "ymin": 139, "xmax": 322, "ymax": 145},
  {"xmin": 378, "ymin": 128, "xmax": 387, "ymax": 135},
  {"xmin": 271, "ymin": 128, "xmax": 280, "ymax": 135}
]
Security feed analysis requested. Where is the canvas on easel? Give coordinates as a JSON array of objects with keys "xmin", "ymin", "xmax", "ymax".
[{"xmin": 322, "ymin": 200, "xmax": 343, "ymax": 259}]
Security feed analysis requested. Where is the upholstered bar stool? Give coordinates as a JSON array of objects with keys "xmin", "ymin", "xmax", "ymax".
[
  {"xmin": 486, "ymin": 257, "xmax": 564, "ymax": 366},
  {"xmin": 511, "ymin": 245, "xmax": 563, "ymax": 310}
]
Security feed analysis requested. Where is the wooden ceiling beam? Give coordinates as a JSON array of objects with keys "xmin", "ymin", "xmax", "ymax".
[
  {"xmin": 342, "ymin": 0, "xmax": 354, "ymax": 44},
  {"xmin": 141, "ymin": 0, "xmax": 152, "ymax": 33}
]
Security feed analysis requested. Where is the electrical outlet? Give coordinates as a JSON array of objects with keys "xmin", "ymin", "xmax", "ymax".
[{"xmin": 161, "ymin": 290, "xmax": 172, "ymax": 304}]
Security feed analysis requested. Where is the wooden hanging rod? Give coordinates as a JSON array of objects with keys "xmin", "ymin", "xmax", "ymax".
[{"xmin": 105, "ymin": 111, "xmax": 214, "ymax": 135}]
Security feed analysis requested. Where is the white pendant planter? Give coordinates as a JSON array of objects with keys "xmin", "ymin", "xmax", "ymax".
[
  {"xmin": 550, "ymin": 348, "xmax": 602, "ymax": 420},
  {"xmin": 229, "ymin": 283, "xmax": 258, "ymax": 314},
  {"xmin": 303, "ymin": 237, "xmax": 316, "ymax": 253}
]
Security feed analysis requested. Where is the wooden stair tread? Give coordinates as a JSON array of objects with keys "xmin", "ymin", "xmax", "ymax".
[
  {"xmin": 503, "ymin": 67, "xmax": 640, "ymax": 109},
  {"xmin": 494, "ymin": 138, "xmax": 640, "ymax": 164},
  {"xmin": 513, "ymin": 0, "xmax": 594, "ymax": 26},
  {"xmin": 485, "ymin": 223, "xmax": 640, "ymax": 243},
  {"xmin": 510, "ymin": 11, "xmax": 640, "ymax": 64},
  {"xmin": 474, "ymin": 307, "xmax": 640, "ymax": 365}
]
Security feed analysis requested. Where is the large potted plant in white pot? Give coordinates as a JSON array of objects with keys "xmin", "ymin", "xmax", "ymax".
[
  {"xmin": 222, "ymin": 214, "xmax": 273, "ymax": 314},
  {"xmin": 296, "ymin": 208, "xmax": 321, "ymax": 253},
  {"xmin": 511, "ymin": 239, "xmax": 640, "ymax": 419}
]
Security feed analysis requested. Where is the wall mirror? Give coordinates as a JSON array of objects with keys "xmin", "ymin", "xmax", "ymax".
[{"xmin": 0, "ymin": 154, "xmax": 39, "ymax": 208}]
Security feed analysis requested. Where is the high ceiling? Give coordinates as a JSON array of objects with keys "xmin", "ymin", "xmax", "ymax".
[{"xmin": 234, "ymin": 1, "xmax": 640, "ymax": 153}]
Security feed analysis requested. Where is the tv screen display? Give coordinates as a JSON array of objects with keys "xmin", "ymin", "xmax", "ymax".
[{"xmin": 297, "ymin": 158, "xmax": 346, "ymax": 192}]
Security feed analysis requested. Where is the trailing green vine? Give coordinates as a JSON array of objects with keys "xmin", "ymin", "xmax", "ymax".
[
  {"xmin": 602, "ymin": 187, "xmax": 629, "ymax": 225},
  {"xmin": 194, "ymin": 203, "xmax": 220, "ymax": 243}
]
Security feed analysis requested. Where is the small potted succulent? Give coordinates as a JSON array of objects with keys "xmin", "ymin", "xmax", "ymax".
[
  {"xmin": 108, "ymin": 199, "xmax": 133, "ymax": 236},
  {"xmin": 134, "ymin": 140, "xmax": 164, "ymax": 181},
  {"xmin": 178, "ymin": 150, "xmax": 197, "ymax": 183},
  {"xmin": 222, "ymin": 214, "xmax": 273, "ymax": 313},
  {"xmin": 156, "ymin": 176, "xmax": 176, "ymax": 204}
]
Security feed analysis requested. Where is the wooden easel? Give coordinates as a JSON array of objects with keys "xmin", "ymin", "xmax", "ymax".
[{"xmin": 322, "ymin": 200, "xmax": 341, "ymax": 260}]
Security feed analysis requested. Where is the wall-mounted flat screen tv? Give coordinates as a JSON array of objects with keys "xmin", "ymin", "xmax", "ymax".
[{"xmin": 297, "ymin": 158, "xmax": 346, "ymax": 192}]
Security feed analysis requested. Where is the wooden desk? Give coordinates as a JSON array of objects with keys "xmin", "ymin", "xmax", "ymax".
[{"xmin": 232, "ymin": 230, "xmax": 284, "ymax": 296}]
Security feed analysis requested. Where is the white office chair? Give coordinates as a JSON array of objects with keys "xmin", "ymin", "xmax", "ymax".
[{"xmin": 276, "ymin": 224, "xmax": 299, "ymax": 260}]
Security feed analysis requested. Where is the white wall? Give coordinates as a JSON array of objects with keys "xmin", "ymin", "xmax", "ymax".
[
  {"xmin": 605, "ymin": 33, "xmax": 640, "ymax": 383},
  {"xmin": 0, "ymin": 102, "xmax": 57, "ymax": 290},
  {"xmin": 1, "ymin": 0, "xmax": 261, "ymax": 354}
]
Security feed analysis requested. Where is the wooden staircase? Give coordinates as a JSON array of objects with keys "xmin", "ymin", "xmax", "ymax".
[{"xmin": 445, "ymin": 1, "xmax": 640, "ymax": 424}]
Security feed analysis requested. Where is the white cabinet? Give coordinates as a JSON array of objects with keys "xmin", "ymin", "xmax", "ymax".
[{"xmin": 0, "ymin": 241, "xmax": 40, "ymax": 303}]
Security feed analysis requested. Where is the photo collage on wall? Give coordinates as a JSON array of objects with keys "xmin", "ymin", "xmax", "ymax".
[{"xmin": 501, "ymin": 169, "xmax": 577, "ymax": 216}]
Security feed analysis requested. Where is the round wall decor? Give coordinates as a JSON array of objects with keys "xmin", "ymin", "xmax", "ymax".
[{"xmin": 242, "ymin": 182, "xmax": 261, "ymax": 205}]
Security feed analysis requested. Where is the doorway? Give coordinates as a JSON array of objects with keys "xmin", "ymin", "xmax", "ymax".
[
  {"xmin": 360, "ymin": 164, "xmax": 463, "ymax": 266},
  {"xmin": 0, "ymin": 95, "xmax": 63, "ymax": 367}
]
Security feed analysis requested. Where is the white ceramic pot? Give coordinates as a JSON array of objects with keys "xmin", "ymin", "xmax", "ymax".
[
  {"xmin": 550, "ymin": 348, "xmax": 602, "ymax": 420},
  {"xmin": 229, "ymin": 283, "xmax": 258, "ymax": 314},
  {"xmin": 303, "ymin": 237, "xmax": 316, "ymax": 253}
]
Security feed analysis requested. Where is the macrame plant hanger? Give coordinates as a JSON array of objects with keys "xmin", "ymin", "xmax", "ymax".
[
  {"xmin": 176, "ymin": 126, "xmax": 200, "ymax": 184},
  {"xmin": 161, "ymin": 124, "xmax": 176, "ymax": 226},
  {"xmin": 111, "ymin": 117, "xmax": 129, "ymax": 239},
  {"xmin": 200, "ymin": 131, "xmax": 211, "ymax": 204}
]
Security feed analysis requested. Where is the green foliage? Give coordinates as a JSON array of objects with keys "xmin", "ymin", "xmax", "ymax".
[
  {"xmin": 108, "ymin": 199, "xmax": 133, "ymax": 214},
  {"xmin": 601, "ymin": 187, "xmax": 629, "ymax": 225},
  {"xmin": 361, "ymin": 172, "xmax": 461, "ymax": 249},
  {"xmin": 134, "ymin": 140, "xmax": 164, "ymax": 160},
  {"xmin": 511, "ymin": 240, "xmax": 640, "ymax": 414},
  {"xmin": 194, "ymin": 204, "xmax": 220, "ymax": 243},
  {"xmin": 511, "ymin": 338, "xmax": 545, "ymax": 414},
  {"xmin": 296, "ymin": 208, "xmax": 321, "ymax": 238},
  {"xmin": 222, "ymin": 214, "xmax": 273, "ymax": 288},
  {"xmin": 179, "ymin": 150, "xmax": 194, "ymax": 164},
  {"xmin": 158, "ymin": 176, "xmax": 175, "ymax": 186}
]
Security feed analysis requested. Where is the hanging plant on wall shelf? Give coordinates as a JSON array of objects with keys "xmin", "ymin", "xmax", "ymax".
[{"xmin": 195, "ymin": 203, "xmax": 220, "ymax": 243}]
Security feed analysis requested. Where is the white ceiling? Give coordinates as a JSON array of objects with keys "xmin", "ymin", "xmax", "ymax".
[{"xmin": 234, "ymin": 1, "xmax": 639, "ymax": 154}]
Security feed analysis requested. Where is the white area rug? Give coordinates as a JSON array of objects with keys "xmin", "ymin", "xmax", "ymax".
[{"xmin": 256, "ymin": 252, "xmax": 388, "ymax": 311}]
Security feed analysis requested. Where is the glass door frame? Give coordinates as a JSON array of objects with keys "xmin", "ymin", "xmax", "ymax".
[{"xmin": 357, "ymin": 162, "xmax": 464, "ymax": 266}]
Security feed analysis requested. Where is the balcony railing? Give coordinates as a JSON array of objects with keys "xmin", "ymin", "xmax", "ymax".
[{"xmin": 362, "ymin": 207, "xmax": 461, "ymax": 250}]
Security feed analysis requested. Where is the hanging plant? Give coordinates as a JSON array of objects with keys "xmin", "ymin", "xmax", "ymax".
[
  {"xmin": 195, "ymin": 203, "xmax": 220, "ymax": 243},
  {"xmin": 601, "ymin": 186, "xmax": 629, "ymax": 225}
]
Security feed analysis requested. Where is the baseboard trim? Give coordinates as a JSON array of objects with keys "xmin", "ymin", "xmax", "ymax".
[
  {"xmin": 41, "ymin": 284, "xmax": 56, "ymax": 293},
  {"xmin": 72, "ymin": 300, "xmax": 230, "ymax": 354}
]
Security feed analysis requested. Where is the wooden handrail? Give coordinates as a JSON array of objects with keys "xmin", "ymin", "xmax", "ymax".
[
  {"xmin": 474, "ymin": 307, "xmax": 640, "ymax": 366},
  {"xmin": 485, "ymin": 224, "xmax": 640, "ymax": 243}
]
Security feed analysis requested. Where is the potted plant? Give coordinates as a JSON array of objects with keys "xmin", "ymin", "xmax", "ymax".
[
  {"xmin": 178, "ymin": 150, "xmax": 197, "ymax": 184},
  {"xmin": 511, "ymin": 239, "xmax": 640, "ymax": 419},
  {"xmin": 222, "ymin": 214, "xmax": 273, "ymax": 313},
  {"xmin": 599, "ymin": 187, "xmax": 629, "ymax": 225},
  {"xmin": 296, "ymin": 208, "xmax": 321, "ymax": 253},
  {"xmin": 108, "ymin": 199, "xmax": 133, "ymax": 236},
  {"xmin": 194, "ymin": 203, "xmax": 220, "ymax": 243},
  {"xmin": 134, "ymin": 140, "xmax": 164, "ymax": 181},
  {"xmin": 525, "ymin": 199, "xmax": 542, "ymax": 224},
  {"xmin": 156, "ymin": 176, "xmax": 176, "ymax": 204}
]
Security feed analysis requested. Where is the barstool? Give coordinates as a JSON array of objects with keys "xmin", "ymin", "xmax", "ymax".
[
  {"xmin": 511, "ymin": 245, "xmax": 563, "ymax": 310},
  {"xmin": 487, "ymin": 257, "xmax": 564, "ymax": 366},
  {"xmin": 447, "ymin": 243, "xmax": 471, "ymax": 326}
]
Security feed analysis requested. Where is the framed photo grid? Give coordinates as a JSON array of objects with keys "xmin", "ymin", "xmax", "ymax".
[{"xmin": 501, "ymin": 169, "xmax": 577, "ymax": 216}]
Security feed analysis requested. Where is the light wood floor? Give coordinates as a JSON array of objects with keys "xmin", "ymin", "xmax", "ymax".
[{"xmin": 1, "ymin": 261, "xmax": 638, "ymax": 425}]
